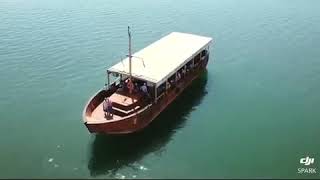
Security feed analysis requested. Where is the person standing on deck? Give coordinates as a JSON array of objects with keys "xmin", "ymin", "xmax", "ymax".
[
  {"xmin": 140, "ymin": 83, "xmax": 150, "ymax": 102},
  {"xmin": 107, "ymin": 98, "xmax": 113, "ymax": 117},
  {"xmin": 127, "ymin": 78, "xmax": 134, "ymax": 94},
  {"xmin": 182, "ymin": 67, "xmax": 186, "ymax": 77},
  {"xmin": 103, "ymin": 97, "xmax": 113, "ymax": 118},
  {"xmin": 176, "ymin": 72, "xmax": 181, "ymax": 82},
  {"xmin": 103, "ymin": 97, "xmax": 109, "ymax": 118}
]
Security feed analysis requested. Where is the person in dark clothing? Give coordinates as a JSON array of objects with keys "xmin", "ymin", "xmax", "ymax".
[{"xmin": 103, "ymin": 97, "xmax": 113, "ymax": 118}]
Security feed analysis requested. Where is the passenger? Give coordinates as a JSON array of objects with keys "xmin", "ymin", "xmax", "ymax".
[
  {"xmin": 182, "ymin": 68, "xmax": 186, "ymax": 77},
  {"xmin": 103, "ymin": 97, "xmax": 113, "ymax": 118},
  {"xmin": 170, "ymin": 79, "xmax": 175, "ymax": 88},
  {"xmin": 166, "ymin": 81, "xmax": 171, "ymax": 89},
  {"xmin": 140, "ymin": 83, "xmax": 148, "ymax": 96},
  {"xmin": 190, "ymin": 63, "xmax": 194, "ymax": 69},
  {"xmin": 134, "ymin": 83, "xmax": 139, "ymax": 93},
  {"xmin": 107, "ymin": 98, "xmax": 113, "ymax": 117},
  {"xmin": 177, "ymin": 72, "xmax": 181, "ymax": 81},
  {"xmin": 103, "ymin": 97, "xmax": 109, "ymax": 118},
  {"xmin": 186, "ymin": 65, "xmax": 190, "ymax": 73},
  {"xmin": 140, "ymin": 82, "xmax": 150, "ymax": 101},
  {"xmin": 127, "ymin": 78, "xmax": 134, "ymax": 94}
]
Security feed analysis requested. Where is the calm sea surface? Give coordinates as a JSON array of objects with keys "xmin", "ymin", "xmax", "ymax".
[{"xmin": 1, "ymin": 0, "xmax": 320, "ymax": 178}]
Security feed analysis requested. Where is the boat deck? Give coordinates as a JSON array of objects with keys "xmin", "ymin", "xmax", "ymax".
[
  {"xmin": 87, "ymin": 92, "xmax": 142, "ymax": 124},
  {"xmin": 87, "ymin": 102, "xmax": 121, "ymax": 123},
  {"xmin": 109, "ymin": 91, "xmax": 141, "ymax": 108}
]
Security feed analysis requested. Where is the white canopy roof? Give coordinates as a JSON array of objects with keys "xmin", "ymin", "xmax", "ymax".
[{"xmin": 108, "ymin": 32, "xmax": 213, "ymax": 86}]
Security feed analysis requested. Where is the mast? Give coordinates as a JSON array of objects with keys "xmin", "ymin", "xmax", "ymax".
[{"xmin": 128, "ymin": 26, "xmax": 132, "ymax": 79}]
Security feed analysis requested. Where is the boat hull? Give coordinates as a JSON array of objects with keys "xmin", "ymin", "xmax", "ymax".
[{"xmin": 83, "ymin": 56, "xmax": 209, "ymax": 135}]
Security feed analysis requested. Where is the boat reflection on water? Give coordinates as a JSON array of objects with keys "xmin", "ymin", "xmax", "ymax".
[{"xmin": 87, "ymin": 70, "xmax": 209, "ymax": 177}]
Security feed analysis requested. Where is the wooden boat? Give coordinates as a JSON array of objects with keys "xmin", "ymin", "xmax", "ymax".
[{"xmin": 82, "ymin": 27, "xmax": 213, "ymax": 134}]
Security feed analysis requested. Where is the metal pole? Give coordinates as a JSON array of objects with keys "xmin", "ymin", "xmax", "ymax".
[
  {"xmin": 155, "ymin": 84, "xmax": 157, "ymax": 103},
  {"xmin": 128, "ymin": 26, "xmax": 132, "ymax": 79},
  {"xmin": 107, "ymin": 71, "xmax": 110, "ymax": 89}
]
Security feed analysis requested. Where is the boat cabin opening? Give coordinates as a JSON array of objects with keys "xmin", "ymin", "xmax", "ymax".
[{"xmin": 106, "ymin": 40, "xmax": 211, "ymax": 106}]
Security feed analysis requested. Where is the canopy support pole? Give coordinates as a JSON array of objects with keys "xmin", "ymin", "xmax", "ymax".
[
  {"xmin": 107, "ymin": 71, "xmax": 110, "ymax": 89},
  {"xmin": 155, "ymin": 85, "xmax": 157, "ymax": 103},
  {"xmin": 128, "ymin": 26, "xmax": 132, "ymax": 79}
]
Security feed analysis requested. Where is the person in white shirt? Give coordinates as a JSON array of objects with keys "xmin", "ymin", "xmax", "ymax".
[
  {"xmin": 140, "ymin": 82, "xmax": 150, "ymax": 102},
  {"xmin": 140, "ymin": 83, "xmax": 148, "ymax": 95}
]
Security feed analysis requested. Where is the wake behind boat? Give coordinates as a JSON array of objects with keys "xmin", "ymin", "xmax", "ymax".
[{"xmin": 82, "ymin": 27, "xmax": 213, "ymax": 134}]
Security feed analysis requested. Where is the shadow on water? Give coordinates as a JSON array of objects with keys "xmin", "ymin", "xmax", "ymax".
[{"xmin": 88, "ymin": 70, "xmax": 209, "ymax": 177}]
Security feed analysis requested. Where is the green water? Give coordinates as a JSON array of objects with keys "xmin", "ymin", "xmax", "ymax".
[{"xmin": 1, "ymin": 0, "xmax": 320, "ymax": 178}]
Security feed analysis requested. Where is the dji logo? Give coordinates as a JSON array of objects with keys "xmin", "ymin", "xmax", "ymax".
[
  {"xmin": 300, "ymin": 157, "xmax": 315, "ymax": 166},
  {"xmin": 298, "ymin": 156, "xmax": 317, "ymax": 174}
]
